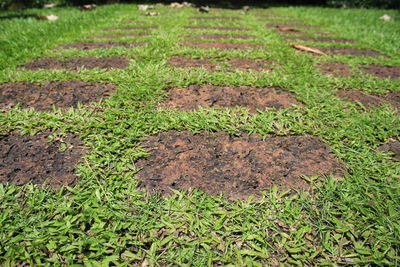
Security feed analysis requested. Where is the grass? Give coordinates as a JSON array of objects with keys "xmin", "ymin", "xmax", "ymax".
[{"xmin": 1, "ymin": 3, "xmax": 400, "ymax": 265}]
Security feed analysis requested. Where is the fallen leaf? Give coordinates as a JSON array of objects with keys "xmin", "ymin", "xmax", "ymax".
[
  {"xmin": 278, "ymin": 27, "xmax": 301, "ymax": 33},
  {"xmin": 36, "ymin": 15, "xmax": 58, "ymax": 21},
  {"xmin": 138, "ymin": 5, "xmax": 154, "ymax": 11},
  {"xmin": 379, "ymin": 14, "xmax": 392, "ymax": 21},
  {"xmin": 43, "ymin": 3, "xmax": 56, "ymax": 8},
  {"xmin": 81, "ymin": 4, "xmax": 96, "ymax": 11},
  {"xmin": 170, "ymin": 2, "xmax": 184, "ymax": 8},
  {"xmin": 145, "ymin": 12, "xmax": 160, "ymax": 16},
  {"xmin": 291, "ymin": 43, "xmax": 326, "ymax": 55}
]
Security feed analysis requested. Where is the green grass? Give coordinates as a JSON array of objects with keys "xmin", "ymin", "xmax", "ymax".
[{"xmin": 1, "ymin": 3, "xmax": 400, "ymax": 266}]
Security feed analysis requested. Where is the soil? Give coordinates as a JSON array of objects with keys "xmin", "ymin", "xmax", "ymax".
[
  {"xmin": 227, "ymin": 58, "xmax": 273, "ymax": 71},
  {"xmin": 378, "ymin": 139, "xmax": 400, "ymax": 161},
  {"xmin": 186, "ymin": 34, "xmax": 253, "ymax": 40},
  {"xmin": 60, "ymin": 41, "xmax": 146, "ymax": 50},
  {"xmin": 158, "ymin": 84, "xmax": 303, "ymax": 113},
  {"xmin": 180, "ymin": 41, "xmax": 263, "ymax": 50},
  {"xmin": 190, "ymin": 17, "xmax": 241, "ymax": 20},
  {"xmin": 361, "ymin": 64, "xmax": 400, "ymax": 79},
  {"xmin": 267, "ymin": 23, "xmax": 321, "ymax": 28},
  {"xmin": 316, "ymin": 47, "xmax": 388, "ymax": 57},
  {"xmin": 87, "ymin": 33, "xmax": 149, "ymax": 39},
  {"xmin": 285, "ymin": 36, "xmax": 355, "ymax": 44},
  {"xmin": 135, "ymin": 131, "xmax": 345, "ymax": 199},
  {"xmin": 316, "ymin": 62, "xmax": 351, "ymax": 77},
  {"xmin": 103, "ymin": 26, "xmax": 159, "ymax": 31},
  {"xmin": 169, "ymin": 56, "xmax": 219, "ymax": 70},
  {"xmin": 19, "ymin": 56, "xmax": 129, "ymax": 70},
  {"xmin": 0, "ymin": 132, "xmax": 87, "ymax": 188},
  {"xmin": 337, "ymin": 90, "xmax": 400, "ymax": 110},
  {"xmin": 0, "ymin": 81, "xmax": 115, "ymax": 111},
  {"xmin": 184, "ymin": 26, "xmax": 248, "ymax": 31}
]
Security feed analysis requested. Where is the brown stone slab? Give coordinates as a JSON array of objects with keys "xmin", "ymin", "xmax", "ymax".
[
  {"xmin": 184, "ymin": 26, "xmax": 248, "ymax": 31},
  {"xmin": 361, "ymin": 64, "xmax": 400, "ymax": 79},
  {"xmin": 59, "ymin": 41, "xmax": 146, "ymax": 50},
  {"xmin": 158, "ymin": 84, "xmax": 303, "ymax": 113},
  {"xmin": 285, "ymin": 36, "xmax": 356, "ymax": 44},
  {"xmin": 135, "ymin": 131, "xmax": 345, "ymax": 199},
  {"xmin": 87, "ymin": 33, "xmax": 149, "ymax": 39},
  {"xmin": 186, "ymin": 34, "xmax": 253, "ymax": 40},
  {"xmin": 19, "ymin": 56, "xmax": 129, "ymax": 70},
  {"xmin": 0, "ymin": 132, "xmax": 87, "ymax": 189},
  {"xmin": 227, "ymin": 58, "xmax": 273, "ymax": 71},
  {"xmin": 316, "ymin": 62, "xmax": 352, "ymax": 77},
  {"xmin": 169, "ymin": 56, "xmax": 218, "ymax": 70},
  {"xmin": 103, "ymin": 25, "xmax": 158, "ymax": 31},
  {"xmin": 180, "ymin": 41, "xmax": 263, "ymax": 50},
  {"xmin": 0, "ymin": 81, "xmax": 115, "ymax": 111}
]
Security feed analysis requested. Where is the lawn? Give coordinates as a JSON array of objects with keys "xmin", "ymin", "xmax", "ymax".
[{"xmin": 0, "ymin": 3, "xmax": 400, "ymax": 265}]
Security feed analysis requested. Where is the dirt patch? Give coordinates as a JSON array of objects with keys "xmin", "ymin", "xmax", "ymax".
[
  {"xmin": 361, "ymin": 64, "xmax": 400, "ymax": 79},
  {"xmin": 87, "ymin": 33, "xmax": 149, "ymax": 39},
  {"xmin": 190, "ymin": 17, "xmax": 241, "ymax": 20},
  {"xmin": 186, "ymin": 34, "xmax": 253, "ymax": 40},
  {"xmin": 169, "ymin": 56, "xmax": 218, "ymax": 70},
  {"xmin": 184, "ymin": 26, "xmax": 248, "ymax": 31},
  {"xmin": 0, "ymin": 132, "xmax": 87, "ymax": 188},
  {"xmin": 378, "ymin": 139, "xmax": 400, "ymax": 161},
  {"xmin": 119, "ymin": 20, "xmax": 145, "ymax": 24},
  {"xmin": 158, "ymin": 84, "xmax": 303, "ymax": 113},
  {"xmin": 316, "ymin": 62, "xmax": 351, "ymax": 77},
  {"xmin": 19, "ymin": 56, "xmax": 129, "ymax": 70},
  {"xmin": 316, "ymin": 47, "xmax": 388, "ymax": 57},
  {"xmin": 267, "ymin": 23, "xmax": 321, "ymax": 29},
  {"xmin": 0, "ymin": 81, "xmax": 115, "ymax": 111},
  {"xmin": 103, "ymin": 26, "xmax": 158, "ymax": 31},
  {"xmin": 227, "ymin": 58, "xmax": 273, "ymax": 71},
  {"xmin": 337, "ymin": 90, "xmax": 400, "ymax": 110},
  {"xmin": 285, "ymin": 36, "xmax": 355, "ymax": 44},
  {"xmin": 135, "ymin": 131, "xmax": 345, "ymax": 199},
  {"xmin": 180, "ymin": 41, "xmax": 263, "ymax": 50},
  {"xmin": 60, "ymin": 41, "xmax": 146, "ymax": 50}
]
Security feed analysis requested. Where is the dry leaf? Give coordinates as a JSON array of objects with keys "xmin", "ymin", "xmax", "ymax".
[
  {"xmin": 170, "ymin": 2, "xmax": 184, "ymax": 8},
  {"xmin": 43, "ymin": 3, "xmax": 56, "ymax": 8},
  {"xmin": 291, "ymin": 43, "xmax": 326, "ymax": 55},
  {"xmin": 380, "ymin": 14, "xmax": 392, "ymax": 21},
  {"xmin": 279, "ymin": 27, "xmax": 301, "ymax": 33},
  {"xmin": 138, "ymin": 5, "xmax": 154, "ymax": 11},
  {"xmin": 81, "ymin": 4, "xmax": 96, "ymax": 11},
  {"xmin": 36, "ymin": 15, "xmax": 58, "ymax": 21},
  {"xmin": 145, "ymin": 12, "xmax": 160, "ymax": 16}
]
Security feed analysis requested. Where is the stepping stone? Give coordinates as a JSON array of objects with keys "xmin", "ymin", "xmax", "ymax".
[
  {"xmin": 317, "ymin": 47, "xmax": 388, "ymax": 57},
  {"xmin": 60, "ymin": 41, "xmax": 146, "ymax": 50},
  {"xmin": 0, "ymin": 132, "xmax": 87, "ymax": 188},
  {"xmin": 227, "ymin": 58, "xmax": 273, "ymax": 72},
  {"xmin": 19, "ymin": 56, "xmax": 129, "ymax": 70},
  {"xmin": 169, "ymin": 56, "xmax": 218, "ymax": 70},
  {"xmin": 158, "ymin": 84, "xmax": 303, "ymax": 113},
  {"xmin": 190, "ymin": 17, "xmax": 241, "ymax": 20},
  {"xmin": 378, "ymin": 139, "xmax": 400, "ymax": 161},
  {"xmin": 316, "ymin": 62, "xmax": 351, "ymax": 77},
  {"xmin": 0, "ymin": 81, "xmax": 115, "ymax": 111},
  {"xmin": 135, "ymin": 131, "xmax": 345, "ymax": 199},
  {"xmin": 87, "ymin": 33, "xmax": 149, "ymax": 39},
  {"xmin": 361, "ymin": 64, "xmax": 400, "ymax": 79},
  {"xmin": 337, "ymin": 90, "xmax": 400, "ymax": 110},
  {"xmin": 186, "ymin": 34, "xmax": 254, "ymax": 40},
  {"xmin": 180, "ymin": 41, "xmax": 263, "ymax": 50},
  {"xmin": 184, "ymin": 26, "xmax": 248, "ymax": 31},
  {"xmin": 267, "ymin": 23, "xmax": 321, "ymax": 29},
  {"xmin": 103, "ymin": 25, "xmax": 158, "ymax": 31},
  {"xmin": 285, "ymin": 36, "xmax": 355, "ymax": 44}
]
